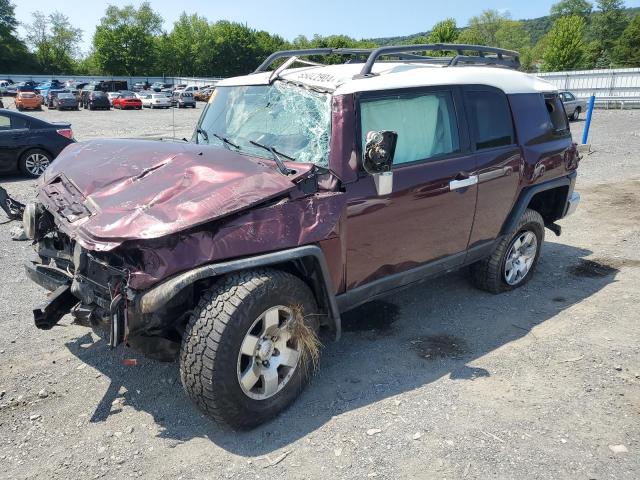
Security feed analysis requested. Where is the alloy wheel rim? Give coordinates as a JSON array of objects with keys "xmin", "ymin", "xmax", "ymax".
[
  {"xmin": 504, "ymin": 231, "xmax": 538, "ymax": 285},
  {"xmin": 237, "ymin": 305, "xmax": 300, "ymax": 400},
  {"xmin": 24, "ymin": 153, "xmax": 50, "ymax": 176}
]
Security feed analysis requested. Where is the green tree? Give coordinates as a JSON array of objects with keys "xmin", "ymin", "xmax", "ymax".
[
  {"xmin": 612, "ymin": 14, "xmax": 640, "ymax": 66},
  {"xmin": 156, "ymin": 13, "xmax": 211, "ymax": 76},
  {"xmin": 591, "ymin": 0, "xmax": 629, "ymax": 52},
  {"xmin": 550, "ymin": 0, "xmax": 593, "ymax": 18},
  {"xmin": 25, "ymin": 11, "xmax": 82, "ymax": 74},
  {"xmin": 428, "ymin": 18, "xmax": 458, "ymax": 43},
  {"xmin": 541, "ymin": 15, "xmax": 586, "ymax": 71},
  {"xmin": 457, "ymin": 10, "xmax": 531, "ymax": 52},
  {"xmin": 93, "ymin": 2, "xmax": 163, "ymax": 75},
  {"xmin": 0, "ymin": 0, "xmax": 37, "ymax": 73}
]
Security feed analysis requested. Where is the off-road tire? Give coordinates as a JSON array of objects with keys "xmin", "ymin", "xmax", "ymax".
[
  {"xmin": 180, "ymin": 268, "xmax": 319, "ymax": 430},
  {"xmin": 470, "ymin": 208, "xmax": 545, "ymax": 294}
]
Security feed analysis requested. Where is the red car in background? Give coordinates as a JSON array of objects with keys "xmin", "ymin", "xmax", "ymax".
[{"xmin": 112, "ymin": 91, "xmax": 142, "ymax": 110}]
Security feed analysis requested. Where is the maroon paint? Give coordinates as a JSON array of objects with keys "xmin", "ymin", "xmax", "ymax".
[
  {"xmin": 39, "ymin": 139, "xmax": 313, "ymax": 250},
  {"xmin": 343, "ymin": 153, "xmax": 478, "ymax": 289},
  {"xmin": 34, "ymin": 91, "xmax": 577, "ymax": 298},
  {"xmin": 121, "ymin": 191, "xmax": 346, "ymax": 290},
  {"xmin": 329, "ymin": 95, "xmax": 358, "ymax": 184}
]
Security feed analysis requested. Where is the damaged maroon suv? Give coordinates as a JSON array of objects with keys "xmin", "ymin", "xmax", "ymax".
[{"xmin": 23, "ymin": 45, "xmax": 580, "ymax": 429}]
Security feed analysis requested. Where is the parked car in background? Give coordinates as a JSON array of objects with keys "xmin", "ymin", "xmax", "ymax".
[
  {"xmin": 15, "ymin": 92, "xmax": 42, "ymax": 111},
  {"xmin": 107, "ymin": 92, "xmax": 120, "ymax": 106},
  {"xmin": 83, "ymin": 91, "xmax": 111, "ymax": 110},
  {"xmin": 181, "ymin": 85, "xmax": 200, "ymax": 94},
  {"xmin": 559, "ymin": 91, "xmax": 587, "ymax": 121},
  {"xmin": 113, "ymin": 92, "xmax": 142, "ymax": 110},
  {"xmin": 152, "ymin": 82, "xmax": 173, "ymax": 92},
  {"xmin": 141, "ymin": 93, "xmax": 171, "ymax": 109},
  {"xmin": 46, "ymin": 89, "xmax": 71, "ymax": 108},
  {"xmin": 36, "ymin": 80, "xmax": 63, "ymax": 99},
  {"xmin": 53, "ymin": 93, "xmax": 79, "ymax": 111},
  {"xmin": 172, "ymin": 91, "xmax": 196, "ymax": 108},
  {"xmin": 172, "ymin": 84, "xmax": 187, "ymax": 93},
  {"xmin": 0, "ymin": 109, "xmax": 74, "ymax": 177},
  {"xmin": 0, "ymin": 80, "xmax": 11, "ymax": 95},
  {"xmin": 194, "ymin": 87, "xmax": 214, "ymax": 101},
  {"xmin": 132, "ymin": 82, "xmax": 150, "ymax": 92},
  {"xmin": 15, "ymin": 82, "xmax": 37, "ymax": 93}
]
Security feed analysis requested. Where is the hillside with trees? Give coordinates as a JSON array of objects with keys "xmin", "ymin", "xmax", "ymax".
[{"xmin": 1, "ymin": 0, "xmax": 639, "ymax": 76}]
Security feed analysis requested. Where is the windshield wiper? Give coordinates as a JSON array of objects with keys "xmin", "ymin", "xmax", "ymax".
[
  {"xmin": 249, "ymin": 140, "xmax": 294, "ymax": 176},
  {"xmin": 195, "ymin": 128, "xmax": 209, "ymax": 144},
  {"xmin": 212, "ymin": 132, "xmax": 240, "ymax": 150}
]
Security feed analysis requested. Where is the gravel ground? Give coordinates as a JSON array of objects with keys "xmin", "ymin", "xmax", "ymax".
[{"xmin": 0, "ymin": 106, "xmax": 639, "ymax": 480}]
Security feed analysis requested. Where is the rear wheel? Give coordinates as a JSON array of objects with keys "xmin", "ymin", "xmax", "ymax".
[
  {"xmin": 470, "ymin": 209, "xmax": 544, "ymax": 293},
  {"xmin": 20, "ymin": 149, "xmax": 52, "ymax": 178},
  {"xmin": 180, "ymin": 269, "xmax": 320, "ymax": 429}
]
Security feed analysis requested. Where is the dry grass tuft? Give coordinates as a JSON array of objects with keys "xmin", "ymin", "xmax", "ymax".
[{"xmin": 288, "ymin": 304, "xmax": 322, "ymax": 374}]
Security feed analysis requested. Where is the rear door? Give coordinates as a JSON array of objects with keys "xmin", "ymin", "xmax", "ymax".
[
  {"xmin": 345, "ymin": 87, "xmax": 478, "ymax": 288},
  {"xmin": 0, "ymin": 112, "xmax": 30, "ymax": 172},
  {"xmin": 463, "ymin": 86, "xmax": 522, "ymax": 252}
]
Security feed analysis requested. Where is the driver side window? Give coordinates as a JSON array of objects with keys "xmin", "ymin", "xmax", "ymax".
[{"xmin": 360, "ymin": 92, "xmax": 460, "ymax": 166}]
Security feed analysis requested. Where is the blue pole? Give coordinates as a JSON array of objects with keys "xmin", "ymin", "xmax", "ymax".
[{"xmin": 581, "ymin": 95, "xmax": 596, "ymax": 144}]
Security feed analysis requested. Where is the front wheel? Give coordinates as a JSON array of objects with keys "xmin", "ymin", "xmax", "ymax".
[
  {"xmin": 180, "ymin": 269, "xmax": 320, "ymax": 430},
  {"xmin": 469, "ymin": 209, "xmax": 544, "ymax": 293}
]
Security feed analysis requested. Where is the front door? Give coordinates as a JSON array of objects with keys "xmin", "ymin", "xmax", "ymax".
[{"xmin": 345, "ymin": 87, "xmax": 478, "ymax": 289}]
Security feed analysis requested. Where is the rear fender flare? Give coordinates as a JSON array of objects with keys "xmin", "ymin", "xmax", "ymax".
[
  {"xmin": 136, "ymin": 245, "xmax": 342, "ymax": 339},
  {"xmin": 500, "ymin": 172, "xmax": 576, "ymax": 235}
]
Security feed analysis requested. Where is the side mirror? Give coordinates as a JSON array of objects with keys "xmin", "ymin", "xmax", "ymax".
[{"xmin": 363, "ymin": 130, "xmax": 397, "ymax": 196}]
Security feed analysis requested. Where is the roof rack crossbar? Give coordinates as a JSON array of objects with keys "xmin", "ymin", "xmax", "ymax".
[
  {"xmin": 252, "ymin": 44, "xmax": 520, "ymax": 78},
  {"xmin": 449, "ymin": 55, "xmax": 520, "ymax": 68},
  {"xmin": 354, "ymin": 43, "xmax": 520, "ymax": 78},
  {"xmin": 254, "ymin": 48, "xmax": 373, "ymax": 73}
]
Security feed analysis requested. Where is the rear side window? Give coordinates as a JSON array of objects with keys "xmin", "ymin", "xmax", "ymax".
[
  {"xmin": 465, "ymin": 90, "xmax": 515, "ymax": 150},
  {"xmin": 545, "ymin": 94, "xmax": 569, "ymax": 133},
  {"xmin": 360, "ymin": 92, "xmax": 460, "ymax": 165},
  {"xmin": 0, "ymin": 114, "xmax": 10, "ymax": 130},
  {"xmin": 11, "ymin": 116, "xmax": 28, "ymax": 129}
]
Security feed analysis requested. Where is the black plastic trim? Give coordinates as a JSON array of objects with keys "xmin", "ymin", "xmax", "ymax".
[
  {"xmin": 138, "ymin": 245, "xmax": 342, "ymax": 340},
  {"xmin": 336, "ymin": 239, "xmax": 500, "ymax": 314},
  {"xmin": 501, "ymin": 172, "xmax": 576, "ymax": 235},
  {"xmin": 24, "ymin": 260, "xmax": 72, "ymax": 292}
]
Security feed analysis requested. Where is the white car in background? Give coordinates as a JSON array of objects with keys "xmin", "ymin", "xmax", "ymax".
[
  {"xmin": 180, "ymin": 85, "xmax": 200, "ymax": 94},
  {"xmin": 107, "ymin": 92, "xmax": 120, "ymax": 105},
  {"xmin": 141, "ymin": 93, "xmax": 172, "ymax": 109}
]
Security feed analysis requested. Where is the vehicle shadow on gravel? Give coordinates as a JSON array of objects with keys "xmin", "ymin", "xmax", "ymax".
[{"xmin": 65, "ymin": 241, "xmax": 617, "ymax": 456}]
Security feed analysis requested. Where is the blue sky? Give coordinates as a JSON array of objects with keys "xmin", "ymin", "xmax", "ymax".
[{"xmin": 13, "ymin": 0, "xmax": 640, "ymax": 54}]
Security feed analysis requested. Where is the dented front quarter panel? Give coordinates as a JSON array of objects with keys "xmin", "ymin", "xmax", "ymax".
[
  {"xmin": 121, "ymin": 189, "xmax": 347, "ymax": 291},
  {"xmin": 38, "ymin": 139, "xmax": 314, "ymax": 250}
]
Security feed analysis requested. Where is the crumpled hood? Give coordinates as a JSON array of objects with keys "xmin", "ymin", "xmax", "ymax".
[{"xmin": 39, "ymin": 139, "xmax": 313, "ymax": 250}]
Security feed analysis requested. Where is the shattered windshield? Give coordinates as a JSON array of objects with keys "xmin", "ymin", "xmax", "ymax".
[{"xmin": 194, "ymin": 82, "xmax": 331, "ymax": 167}]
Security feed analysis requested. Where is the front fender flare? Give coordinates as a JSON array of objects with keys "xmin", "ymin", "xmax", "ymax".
[{"xmin": 136, "ymin": 245, "xmax": 342, "ymax": 340}]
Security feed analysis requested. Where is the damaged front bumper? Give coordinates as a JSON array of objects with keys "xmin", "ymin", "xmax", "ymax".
[{"xmin": 25, "ymin": 249, "xmax": 129, "ymax": 348}]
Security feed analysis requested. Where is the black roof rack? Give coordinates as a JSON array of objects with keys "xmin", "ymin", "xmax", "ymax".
[{"xmin": 253, "ymin": 44, "xmax": 521, "ymax": 78}]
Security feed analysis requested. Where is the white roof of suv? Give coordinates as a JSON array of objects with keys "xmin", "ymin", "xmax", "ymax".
[{"xmin": 217, "ymin": 62, "xmax": 557, "ymax": 96}]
